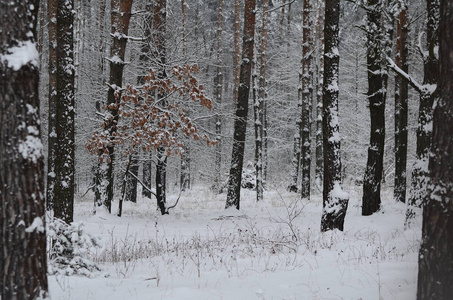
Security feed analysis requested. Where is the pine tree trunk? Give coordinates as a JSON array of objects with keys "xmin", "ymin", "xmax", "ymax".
[
  {"xmin": 47, "ymin": 0, "xmax": 58, "ymax": 211},
  {"xmin": 233, "ymin": 0, "xmax": 241, "ymax": 103},
  {"xmin": 95, "ymin": 0, "xmax": 133, "ymax": 213},
  {"xmin": 153, "ymin": 0, "xmax": 168, "ymax": 214},
  {"xmin": 301, "ymin": 0, "xmax": 313, "ymax": 200},
  {"xmin": 139, "ymin": 3, "xmax": 153, "ymax": 199},
  {"xmin": 362, "ymin": 0, "xmax": 387, "ymax": 216},
  {"xmin": 406, "ymin": 0, "xmax": 439, "ymax": 225},
  {"xmin": 214, "ymin": 0, "xmax": 224, "ymax": 193},
  {"xmin": 156, "ymin": 147, "xmax": 168, "ymax": 214},
  {"xmin": 394, "ymin": 3, "xmax": 409, "ymax": 203},
  {"xmin": 315, "ymin": 0, "xmax": 324, "ymax": 191},
  {"xmin": 0, "ymin": 2, "xmax": 48, "ymax": 298},
  {"xmin": 320, "ymin": 0, "xmax": 349, "ymax": 232},
  {"xmin": 125, "ymin": 154, "xmax": 138, "ymax": 203},
  {"xmin": 417, "ymin": 2, "xmax": 453, "ymax": 298},
  {"xmin": 254, "ymin": 0, "xmax": 269, "ymax": 203},
  {"xmin": 226, "ymin": 0, "xmax": 257, "ymax": 210},
  {"xmin": 54, "ymin": 0, "xmax": 75, "ymax": 223}
]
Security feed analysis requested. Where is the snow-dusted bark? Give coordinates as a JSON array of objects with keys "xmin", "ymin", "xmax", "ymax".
[
  {"xmin": 406, "ymin": 0, "xmax": 439, "ymax": 225},
  {"xmin": 254, "ymin": 0, "xmax": 269, "ymax": 203},
  {"xmin": 315, "ymin": 0, "xmax": 325, "ymax": 191},
  {"xmin": 226, "ymin": 0, "xmax": 257, "ymax": 210},
  {"xmin": 417, "ymin": 1, "xmax": 453, "ymax": 298},
  {"xmin": 393, "ymin": 1, "xmax": 409, "ymax": 204},
  {"xmin": 47, "ymin": 0, "xmax": 57, "ymax": 211},
  {"xmin": 362, "ymin": 0, "xmax": 388, "ymax": 216},
  {"xmin": 213, "ymin": 0, "xmax": 224, "ymax": 193},
  {"xmin": 54, "ymin": 0, "xmax": 75, "ymax": 223},
  {"xmin": 95, "ymin": 0, "xmax": 133, "ymax": 213},
  {"xmin": 320, "ymin": 0, "xmax": 349, "ymax": 232},
  {"xmin": 152, "ymin": 0, "xmax": 168, "ymax": 214},
  {"xmin": 0, "ymin": 1, "xmax": 48, "ymax": 298},
  {"xmin": 233, "ymin": 0, "xmax": 241, "ymax": 103},
  {"xmin": 300, "ymin": 0, "xmax": 313, "ymax": 200}
]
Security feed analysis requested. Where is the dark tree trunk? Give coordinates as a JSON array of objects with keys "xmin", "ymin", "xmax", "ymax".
[
  {"xmin": 125, "ymin": 154, "xmax": 138, "ymax": 203},
  {"xmin": 394, "ymin": 3, "xmax": 409, "ymax": 203},
  {"xmin": 142, "ymin": 156, "xmax": 153, "ymax": 198},
  {"xmin": 0, "ymin": 1, "xmax": 48, "ymax": 298},
  {"xmin": 406, "ymin": 0, "xmax": 439, "ymax": 223},
  {"xmin": 320, "ymin": 0, "xmax": 349, "ymax": 232},
  {"xmin": 301, "ymin": 0, "xmax": 313, "ymax": 200},
  {"xmin": 315, "ymin": 0, "xmax": 324, "ymax": 190},
  {"xmin": 417, "ymin": 2, "xmax": 453, "ymax": 298},
  {"xmin": 213, "ymin": 0, "xmax": 224, "ymax": 193},
  {"xmin": 54, "ymin": 0, "xmax": 75, "ymax": 223},
  {"xmin": 226, "ymin": 0, "xmax": 257, "ymax": 210},
  {"xmin": 95, "ymin": 0, "xmax": 133, "ymax": 213},
  {"xmin": 153, "ymin": 0, "xmax": 168, "ymax": 215},
  {"xmin": 156, "ymin": 147, "xmax": 168, "ymax": 215},
  {"xmin": 139, "ymin": 3, "xmax": 153, "ymax": 199},
  {"xmin": 46, "ymin": 0, "xmax": 57, "ymax": 211},
  {"xmin": 233, "ymin": 0, "xmax": 241, "ymax": 104},
  {"xmin": 362, "ymin": 0, "xmax": 387, "ymax": 216}
]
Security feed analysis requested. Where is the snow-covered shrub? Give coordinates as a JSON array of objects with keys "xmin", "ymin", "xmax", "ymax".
[{"xmin": 47, "ymin": 217, "xmax": 101, "ymax": 276}]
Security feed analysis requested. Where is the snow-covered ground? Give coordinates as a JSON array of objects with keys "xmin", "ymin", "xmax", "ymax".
[{"xmin": 48, "ymin": 185, "xmax": 421, "ymax": 300}]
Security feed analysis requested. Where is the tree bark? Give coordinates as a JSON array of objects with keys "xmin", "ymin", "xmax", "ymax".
[
  {"xmin": 233, "ymin": 0, "xmax": 241, "ymax": 103},
  {"xmin": 417, "ymin": 1, "xmax": 453, "ymax": 298},
  {"xmin": 95, "ymin": 0, "xmax": 133, "ymax": 213},
  {"xmin": 152, "ymin": 0, "xmax": 168, "ymax": 214},
  {"xmin": 213, "ymin": 0, "xmax": 224, "ymax": 193},
  {"xmin": 300, "ymin": 0, "xmax": 313, "ymax": 200},
  {"xmin": 0, "ymin": 1, "xmax": 48, "ymax": 298},
  {"xmin": 54, "ymin": 0, "xmax": 75, "ymax": 223},
  {"xmin": 362, "ymin": 0, "xmax": 388, "ymax": 216},
  {"xmin": 254, "ymin": 0, "xmax": 269, "ymax": 202},
  {"xmin": 406, "ymin": 0, "xmax": 439, "ymax": 224},
  {"xmin": 315, "ymin": 0, "xmax": 324, "ymax": 191},
  {"xmin": 394, "ymin": 2, "xmax": 409, "ymax": 203},
  {"xmin": 320, "ymin": 0, "xmax": 349, "ymax": 232},
  {"xmin": 226, "ymin": 0, "xmax": 257, "ymax": 210},
  {"xmin": 46, "ymin": 0, "xmax": 57, "ymax": 211}
]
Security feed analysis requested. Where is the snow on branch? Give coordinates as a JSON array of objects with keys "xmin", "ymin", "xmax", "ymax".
[{"xmin": 386, "ymin": 56, "xmax": 424, "ymax": 94}]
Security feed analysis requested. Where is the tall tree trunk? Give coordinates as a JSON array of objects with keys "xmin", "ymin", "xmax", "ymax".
[
  {"xmin": 362, "ymin": 0, "xmax": 388, "ymax": 216},
  {"xmin": 394, "ymin": 2, "xmax": 409, "ymax": 203},
  {"xmin": 226, "ymin": 0, "xmax": 257, "ymax": 210},
  {"xmin": 254, "ymin": 0, "xmax": 269, "ymax": 202},
  {"xmin": 0, "ymin": 2, "xmax": 48, "ymax": 298},
  {"xmin": 301, "ymin": 0, "xmax": 313, "ymax": 199},
  {"xmin": 417, "ymin": 1, "xmax": 453, "ymax": 298},
  {"xmin": 213, "ymin": 0, "xmax": 224, "ymax": 193},
  {"xmin": 152, "ymin": 0, "xmax": 168, "ymax": 214},
  {"xmin": 233, "ymin": 0, "xmax": 241, "ymax": 103},
  {"xmin": 47, "ymin": 0, "xmax": 57, "ymax": 211},
  {"xmin": 406, "ymin": 0, "xmax": 439, "ymax": 225},
  {"xmin": 54, "ymin": 0, "xmax": 75, "ymax": 223},
  {"xmin": 315, "ymin": 0, "xmax": 324, "ymax": 191},
  {"xmin": 180, "ymin": 0, "xmax": 191, "ymax": 191},
  {"xmin": 140, "ymin": 3, "xmax": 153, "ymax": 199},
  {"xmin": 95, "ymin": 0, "xmax": 133, "ymax": 213},
  {"xmin": 320, "ymin": 0, "xmax": 349, "ymax": 232}
]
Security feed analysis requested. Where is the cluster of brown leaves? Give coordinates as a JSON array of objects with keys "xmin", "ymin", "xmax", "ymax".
[{"xmin": 86, "ymin": 64, "xmax": 216, "ymax": 157}]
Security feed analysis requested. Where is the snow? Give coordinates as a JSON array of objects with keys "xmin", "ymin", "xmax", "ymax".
[
  {"xmin": 25, "ymin": 217, "xmax": 45, "ymax": 233},
  {"xmin": 0, "ymin": 40, "xmax": 39, "ymax": 71},
  {"xmin": 18, "ymin": 134, "xmax": 43, "ymax": 163},
  {"xmin": 49, "ymin": 186, "xmax": 420, "ymax": 300}
]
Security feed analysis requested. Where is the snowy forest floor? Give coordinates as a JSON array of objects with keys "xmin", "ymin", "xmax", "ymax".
[{"xmin": 48, "ymin": 185, "xmax": 421, "ymax": 300}]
